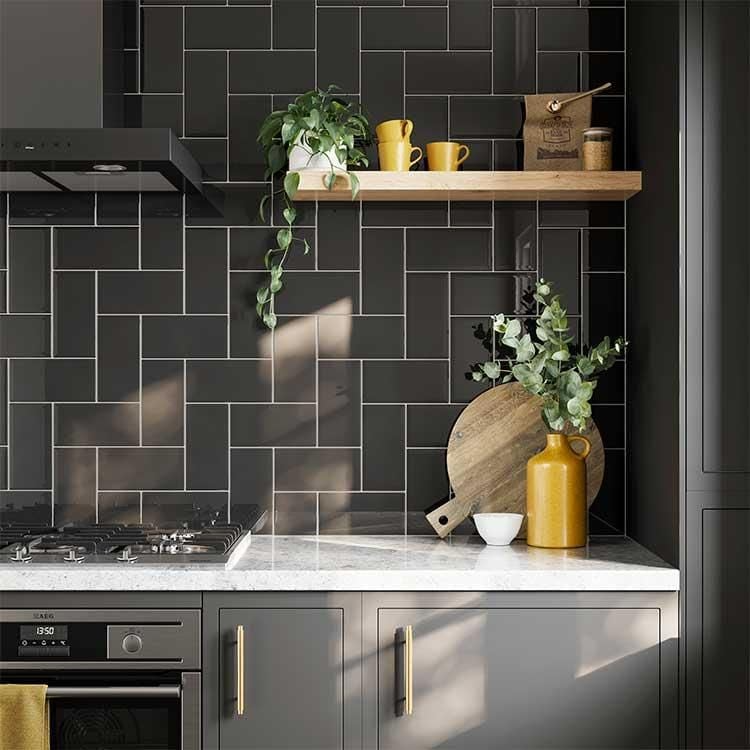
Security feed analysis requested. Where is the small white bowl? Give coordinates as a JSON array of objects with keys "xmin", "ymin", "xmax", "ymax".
[{"xmin": 473, "ymin": 513, "xmax": 524, "ymax": 546}]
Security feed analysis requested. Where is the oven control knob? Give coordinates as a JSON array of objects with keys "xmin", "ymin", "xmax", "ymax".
[{"xmin": 122, "ymin": 633, "xmax": 143, "ymax": 654}]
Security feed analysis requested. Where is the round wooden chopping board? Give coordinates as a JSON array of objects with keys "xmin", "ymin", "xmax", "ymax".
[{"xmin": 425, "ymin": 382, "xmax": 604, "ymax": 538}]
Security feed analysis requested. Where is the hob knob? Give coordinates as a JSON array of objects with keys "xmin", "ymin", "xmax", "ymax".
[{"xmin": 122, "ymin": 633, "xmax": 143, "ymax": 654}]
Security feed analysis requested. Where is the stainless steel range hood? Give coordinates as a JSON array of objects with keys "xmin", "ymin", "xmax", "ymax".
[{"xmin": 0, "ymin": 0, "xmax": 202, "ymax": 193}]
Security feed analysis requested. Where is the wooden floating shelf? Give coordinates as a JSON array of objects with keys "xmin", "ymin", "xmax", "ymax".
[{"xmin": 294, "ymin": 170, "xmax": 642, "ymax": 202}]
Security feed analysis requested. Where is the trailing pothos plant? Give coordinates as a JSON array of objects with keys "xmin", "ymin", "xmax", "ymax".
[
  {"xmin": 467, "ymin": 279, "xmax": 627, "ymax": 432},
  {"xmin": 255, "ymin": 86, "xmax": 372, "ymax": 329}
]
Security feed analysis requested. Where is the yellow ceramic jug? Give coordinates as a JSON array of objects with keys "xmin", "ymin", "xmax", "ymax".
[{"xmin": 526, "ymin": 433, "xmax": 591, "ymax": 549}]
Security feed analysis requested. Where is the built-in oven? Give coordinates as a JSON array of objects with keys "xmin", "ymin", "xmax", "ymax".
[{"xmin": 0, "ymin": 610, "xmax": 200, "ymax": 750}]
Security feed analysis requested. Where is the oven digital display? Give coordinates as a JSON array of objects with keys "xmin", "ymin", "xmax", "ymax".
[{"xmin": 19, "ymin": 625, "xmax": 68, "ymax": 640}]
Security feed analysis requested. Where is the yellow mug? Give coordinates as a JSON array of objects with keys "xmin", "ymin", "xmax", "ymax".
[
  {"xmin": 426, "ymin": 141, "xmax": 471, "ymax": 171},
  {"xmin": 376, "ymin": 119, "xmax": 414, "ymax": 143},
  {"xmin": 378, "ymin": 141, "xmax": 422, "ymax": 171}
]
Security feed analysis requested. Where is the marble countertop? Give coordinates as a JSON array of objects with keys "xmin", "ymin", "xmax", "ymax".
[{"xmin": 0, "ymin": 535, "xmax": 678, "ymax": 591}]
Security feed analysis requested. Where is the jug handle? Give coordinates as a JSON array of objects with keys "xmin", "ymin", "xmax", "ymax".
[{"xmin": 567, "ymin": 435, "xmax": 592, "ymax": 460}]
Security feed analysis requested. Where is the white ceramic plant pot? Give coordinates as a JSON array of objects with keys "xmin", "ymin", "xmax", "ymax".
[{"xmin": 288, "ymin": 134, "xmax": 347, "ymax": 172}]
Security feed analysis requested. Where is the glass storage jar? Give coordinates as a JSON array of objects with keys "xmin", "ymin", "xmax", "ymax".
[{"xmin": 582, "ymin": 127, "xmax": 613, "ymax": 171}]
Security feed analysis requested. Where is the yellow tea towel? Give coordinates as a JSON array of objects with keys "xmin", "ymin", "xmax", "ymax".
[{"xmin": 0, "ymin": 684, "xmax": 49, "ymax": 750}]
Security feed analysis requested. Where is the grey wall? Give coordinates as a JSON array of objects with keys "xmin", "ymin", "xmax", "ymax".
[{"xmin": 0, "ymin": 0, "xmax": 628, "ymax": 535}]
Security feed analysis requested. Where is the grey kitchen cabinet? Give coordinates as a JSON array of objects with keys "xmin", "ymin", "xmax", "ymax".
[
  {"xmin": 363, "ymin": 592, "xmax": 678, "ymax": 750},
  {"xmin": 202, "ymin": 593, "xmax": 362, "ymax": 750}
]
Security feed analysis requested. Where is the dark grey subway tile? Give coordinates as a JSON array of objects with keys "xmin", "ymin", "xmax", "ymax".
[
  {"xmin": 274, "ymin": 272, "xmax": 359, "ymax": 316},
  {"xmin": 9, "ymin": 193, "xmax": 94, "ymax": 226},
  {"xmin": 54, "ymin": 228, "xmax": 138, "ymax": 269},
  {"xmin": 593, "ymin": 404, "xmax": 624, "ymax": 450},
  {"xmin": 0, "ymin": 491, "xmax": 52, "ymax": 525},
  {"xmin": 142, "ymin": 316, "xmax": 227, "ymax": 358},
  {"xmin": 186, "ymin": 229, "xmax": 228, "ymax": 314},
  {"xmin": 123, "ymin": 51, "xmax": 139, "ymax": 94},
  {"xmin": 406, "ymin": 274, "xmax": 448, "ymax": 358},
  {"xmin": 406, "ymin": 53, "xmax": 491, "ymax": 95},
  {"xmin": 187, "ymin": 404, "xmax": 228, "ymax": 490},
  {"xmin": 539, "ymin": 201, "xmax": 624, "ymax": 228},
  {"xmin": 54, "ymin": 404, "xmax": 140, "ymax": 447},
  {"xmin": 186, "ymin": 52, "xmax": 228, "ymax": 137},
  {"xmin": 183, "ymin": 138, "xmax": 228, "ymax": 182},
  {"xmin": 450, "ymin": 316, "xmax": 491, "ymax": 403},
  {"xmin": 319, "ymin": 361, "xmax": 361, "ymax": 447},
  {"xmin": 98, "ymin": 492, "xmax": 141, "ymax": 524},
  {"xmin": 0, "ymin": 274, "xmax": 4, "ymax": 312},
  {"xmin": 98, "ymin": 316, "xmax": 140, "ymax": 402},
  {"xmin": 363, "ymin": 405, "xmax": 404, "ymax": 491},
  {"xmin": 230, "ymin": 229, "xmax": 316, "ymax": 271},
  {"xmin": 363, "ymin": 202, "xmax": 448, "ymax": 228},
  {"xmin": 187, "ymin": 360, "xmax": 271, "ymax": 403},
  {"xmin": 449, "ymin": 0, "xmax": 491, "ymax": 50},
  {"xmin": 591, "ymin": 96, "xmax": 624, "ymax": 169},
  {"xmin": 361, "ymin": 52, "xmax": 404, "ymax": 126},
  {"xmin": 362, "ymin": 229, "xmax": 404, "ymax": 315},
  {"xmin": 274, "ymin": 0, "xmax": 315, "ymax": 49},
  {"xmin": 98, "ymin": 448, "xmax": 184, "ymax": 491},
  {"xmin": 54, "ymin": 273, "xmax": 94, "ymax": 357},
  {"xmin": 319, "ymin": 492, "xmax": 405, "ymax": 535},
  {"xmin": 142, "ymin": 360, "xmax": 184, "ymax": 446},
  {"xmin": 538, "ymin": 8, "xmax": 625, "ymax": 52},
  {"xmin": 449, "ymin": 201, "xmax": 492, "ymax": 227},
  {"xmin": 0, "ymin": 362, "xmax": 7, "ymax": 445},
  {"xmin": 589, "ymin": 449, "xmax": 624, "ymax": 535},
  {"xmin": 317, "ymin": 8, "xmax": 359, "ymax": 94},
  {"xmin": 592, "ymin": 360, "xmax": 624, "ymax": 404},
  {"xmin": 406, "ymin": 228, "xmax": 491, "ymax": 271},
  {"xmin": 10, "ymin": 360, "xmax": 95, "ymax": 403},
  {"xmin": 0, "ymin": 316, "xmax": 50, "ymax": 357},
  {"xmin": 9, "ymin": 229, "xmax": 50, "ymax": 313},
  {"xmin": 186, "ymin": 6, "xmax": 271, "ymax": 49},
  {"xmin": 96, "ymin": 194, "xmax": 139, "ymax": 226},
  {"xmin": 145, "ymin": 490, "xmax": 226, "ymax": 525},
  {"xmin": 493, "ymin": 9, "xmax": 536, "ymax": 94},
  {"xmin": 317, "ymin": 204, "xmax": 360, "ymax": 271},
  {"xmin": 492, "ymin": 140, "xmax": 524, "ymax": 171},
  {"xmin": 318, "ymin": 316, "xmax": 404, "ymax": 359},
  {"xmin": 538, "ymin": 52, "xmax": 580, "ymax": 93},
  {"xmin": 405, "ymin": 97, "xmax": 449, "ymax": 147},
  {"xmin": 10, "ymin": 404, "xmax": 51, "ymax": 489},
  {"xmin": 406, "ymin": 448, "xmax": 449, "ymax": 534},
  {"xmin": 494, "ymin": 202, "xmax": 537, "ymax": 271},
  {"xmin": 540, "ymin": 229, "xmax": 580, "ymax": 314},
  {"xmin": 451, "ymin": 273, "xmax": 537, "ymax": 316},
  {"xmin": 582, "ymin": 52, "xmax": 625, "ymax": 95},
  {"xmin": 230, "ymin": 52, "xmax": 315, "ymax": 94},
  {"xmin": 141, "ymin": 7, "xmax": 183, "ymax": 93},
  {"xmin": 0, "ymin": 447, "xmax": 6, "ymax": 488},
  {"xmin": 228, "ymin": 273, "xmax": 272, "ymax": 358},
  {"xmin": 450, "ymin": 97, "xmax": 524, "ymax": 139},
  {"xmin": 229, "ymin": 96, "xmax": 271, "ymax": 182},
  {"xmin": 187, "ymin": 184, "xmax": 269, "ymax": 227},
  {"xmin": 275, "ymin": 448, "xmax": 360, "ymax": 492},
  {"xmin": 141, "ymin": 194, "xmax": 183, "ymax": 270},
  {"xmin": 54, "ymin": 448, "xmax": 96, "ymax": 525},
  {"xmin": 230, "ymin": 448, "xmax": 272, "ymax": 528},
  {"xmin": 272, "ymin": 316, "xmax": 316, "ymax": 403},
  {"xmin": 98, "ymin": 272, "xmax": 183, "ymax": 314},
  {"xmin": 274, "ymin": 492, "xmax": 317, "ymax": 535},
  {"xmin": 362, "ymin": 7, "xmax": 447, "ymax": 49},
  {"xmin": 582, "ymin": 229, "xmax": 624, "ymax": 271},
  {"xmin": 125, "ymin": 95, "xmax": 183, "ymax": 135},
  {"xmin": 583, "ymin": 273, "xmax": 624, "ymax": 346},
  {"xmin": 363, "ymin": 361, "xmax": 448, "ymax": 403},
  {"xmin": 407, "ymin": 404, "xmax": 464, "ymax": 447},
  {"xmin": 231, "ymin": 404, "xmax": 316, "ymax": 447}
]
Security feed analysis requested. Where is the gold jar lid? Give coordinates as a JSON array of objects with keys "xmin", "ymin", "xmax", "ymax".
[{"xmin": 583, "ymin": 127, "xmax": 613, "ymax": 138}]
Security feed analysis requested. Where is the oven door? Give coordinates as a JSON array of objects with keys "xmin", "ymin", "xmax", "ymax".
[{"xmin": 7, "ymin": 672, "xmax": 200, "ymax": 750}]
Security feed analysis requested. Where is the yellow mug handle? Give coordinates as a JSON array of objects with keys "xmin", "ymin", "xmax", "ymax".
[
  {"xmin": 409, "ymin": 146, "xmax": 423, "ymax": 168},
  {"xmin": 567, "ymin": 435, "xmax": 592, "ymax": 460},
  {"xmin": 456, "ymin": 144, "xmax": 470, "ymax": 166},
  {"xmin": 403, "ymin": 120, "xmax": 414, "ymax": 140}
]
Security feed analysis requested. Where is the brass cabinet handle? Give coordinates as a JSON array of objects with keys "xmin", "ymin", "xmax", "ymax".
[
  {"xmin": 236, "ymin": 625, "xmax": 245, "ymax": 717},
  {"xmin": 395, "ymin": 626, "xmax": 414, "ymax": 717}
]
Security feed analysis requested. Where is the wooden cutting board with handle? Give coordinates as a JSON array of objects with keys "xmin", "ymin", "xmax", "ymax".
[{"xmin": 425, "ymin": 382, "xmax": 605, "ymax": 538}]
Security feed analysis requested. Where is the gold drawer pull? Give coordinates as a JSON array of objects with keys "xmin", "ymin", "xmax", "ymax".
[
  {"xmin": 236, "ymin": 625, "xmax": 245, "ymax": 717},
  {"xmin": 395, "ymin": 626, "xmax": 414, "ymax": 717}
]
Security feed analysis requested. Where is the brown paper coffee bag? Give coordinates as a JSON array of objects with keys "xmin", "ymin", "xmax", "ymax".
[{"xmin": 523, "ymin": 92, "xmax": 592, "ymax": 171}]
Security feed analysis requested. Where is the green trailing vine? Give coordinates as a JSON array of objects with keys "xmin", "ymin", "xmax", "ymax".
[
  {"xmin": 255, "ymin": 86, "xmax": 372, "ymax": 329},
  {"xmin": 467, "ymin": 279, "xmax": 627, "ymax": 432}
]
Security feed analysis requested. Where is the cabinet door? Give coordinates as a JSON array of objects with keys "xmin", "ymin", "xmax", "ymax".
[
  {"xmin": 686, "ymin": 0, "xmax": 750, "ymax": 491},
  {"xmin": 377, "ymin": 607, "xmax": 660, "ymax": 750},
  {"xmin": 216, "ymin": 607, "xmax": 345, "ymax": 750}
]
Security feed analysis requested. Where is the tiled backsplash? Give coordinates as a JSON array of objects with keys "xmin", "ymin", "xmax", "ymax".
[{"xmin": 0, "ymin": 0, "xmax": 627, "ymax": 535}]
